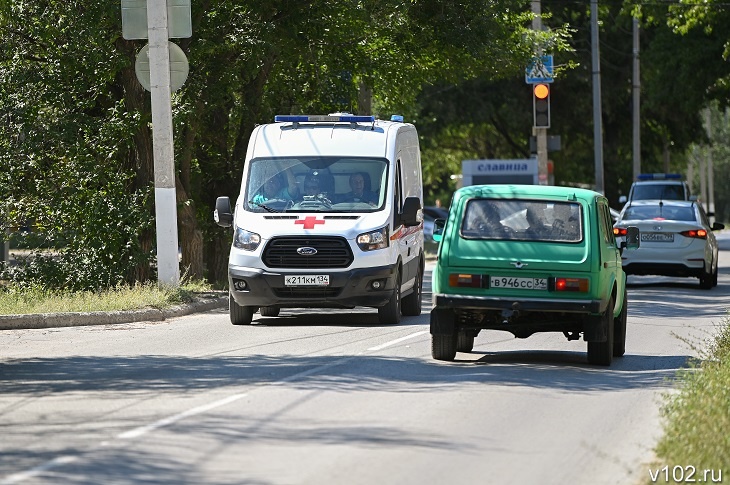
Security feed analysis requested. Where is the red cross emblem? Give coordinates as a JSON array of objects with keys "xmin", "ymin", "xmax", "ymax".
[{"xmin": 295, "ymin": 216, "xmax": 325, "ymax": 229}]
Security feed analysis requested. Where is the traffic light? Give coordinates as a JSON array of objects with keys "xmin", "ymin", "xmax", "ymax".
[{"xmin": 532, "ymin": 83, "xmax": 551, "ymax": 128}]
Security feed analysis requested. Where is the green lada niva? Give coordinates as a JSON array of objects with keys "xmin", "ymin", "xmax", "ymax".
[{"xmin": 431, "ymin": 185, "xmax": 639, "ymax": 365}]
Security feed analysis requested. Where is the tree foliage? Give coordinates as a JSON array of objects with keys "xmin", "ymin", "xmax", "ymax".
[
  {"xmin": 0, "ymin": 2, "xmax": 154, "ymax": 291},
  {"xmin": 417, "ymin": 1, "xmax": 730, "ymax": 208},
  {"xmin": 2, "ymin": 0, "xmax": 729, "ymax": 291}
]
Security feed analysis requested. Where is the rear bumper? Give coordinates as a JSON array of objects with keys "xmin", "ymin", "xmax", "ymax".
[
  {"xmin": 622, "ymin": 262, "xmax": 705, "ymax": 277},
  {"xmin": 430, "ymin": 294, "xmax": 609, "ymax": 342},
  {"xmin": 432, "ymin": 294, "xmax": 603, "ymax": 314}
]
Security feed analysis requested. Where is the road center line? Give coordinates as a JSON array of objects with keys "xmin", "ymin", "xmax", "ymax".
[
  {"xmin": 3, "ymin": 331, "xmax": 425, "ymax": 483},
  {"xmin": 367, "ymin": 330, "xmax": 427, "ymax": 351}
]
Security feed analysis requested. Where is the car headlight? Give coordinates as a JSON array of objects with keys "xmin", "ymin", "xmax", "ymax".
[
  {"xmin": 357, "ymin": 226, "xmax": 389, "ymax": 251},
  {"xmin": 233, "ymin": 227, "xmax": 261, "ymax": 251}
]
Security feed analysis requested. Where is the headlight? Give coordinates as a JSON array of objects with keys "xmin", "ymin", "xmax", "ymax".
[
  {"xmin": 233, "ymin": 227, "xmax": 261, "ymax": 251},
  {"xmin": 357, "ymin": 226, "xmax": 389, "ymax": 251}
]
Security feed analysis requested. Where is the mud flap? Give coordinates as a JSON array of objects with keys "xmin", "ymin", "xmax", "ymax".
[
  {"xmin": 583, "ymin": 313, "xmax": 607, "ymax": 342},
  {"xmin": 430, "ymin": 308, "xmax": 456, "ymax": 336}
]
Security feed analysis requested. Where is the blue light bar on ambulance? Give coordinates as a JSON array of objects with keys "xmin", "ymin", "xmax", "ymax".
[
  {"xmin": 637, "ymin": 173, "xmax": 682, "ymax": 180},
  {"xmin": 274, "ymin": 114, "xmax": 375, "ymax": 123},
  {"xmin": 391, "ymin": 115, "xmax": 404, "ymax": 122}
]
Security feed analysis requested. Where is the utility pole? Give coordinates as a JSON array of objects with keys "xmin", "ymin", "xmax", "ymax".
[
  {"xmin": 591, "ymin": 0, "xmax": 605, "ymax": 194},
  {"xmin": 632, "ymin": 15, "xmax": 641, "ymax": 181},
  {"xmin": 705, "ymin": 108, "xmax": 715, "ymax": 216},
  {"xmin": 532, "ymin": 0, "xmax": 548, "ymax": 184},
  {"xmin": 147, "ymin": 0, "xmax": 180, "ymax": 286}
]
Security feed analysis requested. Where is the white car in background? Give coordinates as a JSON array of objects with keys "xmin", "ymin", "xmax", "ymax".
[{"xmin": 613, "ymin": 200, "xmax": 724, "ymax": 289}]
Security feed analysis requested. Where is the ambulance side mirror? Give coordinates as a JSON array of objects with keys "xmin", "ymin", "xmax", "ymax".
[{"xmin": 214, "ymin": 196, "xmax": 233, "ymax": 228}]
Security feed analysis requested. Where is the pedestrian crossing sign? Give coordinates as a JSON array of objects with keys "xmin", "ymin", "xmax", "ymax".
[{"xmin": 525, "ymin": 55, "xmax": 554, "ymax": 84}]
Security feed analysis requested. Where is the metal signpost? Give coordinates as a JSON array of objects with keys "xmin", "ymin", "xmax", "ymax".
[{"xmin": 121, "ymin": 0, "xmax": 191, "ymax": 287}]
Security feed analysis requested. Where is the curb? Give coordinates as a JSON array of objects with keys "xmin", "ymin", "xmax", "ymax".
[{"xmin": 0, "ymin": 296, "xmax": 229, "ymax": 331}]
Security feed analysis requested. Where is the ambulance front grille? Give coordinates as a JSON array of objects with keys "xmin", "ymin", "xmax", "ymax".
[{"xmin": 263, "ymin": 237, "xmax": 353, "ymax": 268}]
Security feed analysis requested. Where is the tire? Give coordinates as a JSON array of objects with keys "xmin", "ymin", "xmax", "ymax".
[
  {"xmin": 229, "ymin": 292, "xmax": 255, "ymax": 325},
  {"xmin": 699, "ymin": 266, "xmax": 713, "ymax": 290},
  {"xmin": 456, "ymin": 331, "xmax": 474, "ymax": 353},
  {"xmin": 378, "ymin": 269, "xmax": 401, "ymax": 324},
  {"xmin": 401, "ymin": 259, "xmax": 423, "ymax": 316},
  {"xmin": 613, "ymin": 289, "xmax": 627, "ymax": 357},
  {"xmin": 432, "ymin": 333, "xmax": 457, "ymax": 361},
  {"xmin": 712, "ymin": 261, "xmax": 719, "ymax": 287},
  {"xmin": 260, "ymin": 305, "xmax": 280, "ymax": 317},
  {"xmin": 587, "ymin": 294, "xmax": 614, "ymax": 366}
]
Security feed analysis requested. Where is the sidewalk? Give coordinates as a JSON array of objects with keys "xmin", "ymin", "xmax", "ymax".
[{"xmin": 0, "ymin": 293, "xmax": 229, "ymax": 331}]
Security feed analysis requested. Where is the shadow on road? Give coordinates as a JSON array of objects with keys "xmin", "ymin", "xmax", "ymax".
[{"xmin": 0, "ymin": 349, "xmax": 691, "ymax": 398}]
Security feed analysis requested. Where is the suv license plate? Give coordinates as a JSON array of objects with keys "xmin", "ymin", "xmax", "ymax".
[
  {"xmin": 285, "ymin": 275, "xmax": 330, "ymax": 286},
  {"xmin": 490, "ymin": 277, "xmax": 547, "ymax": 290}
]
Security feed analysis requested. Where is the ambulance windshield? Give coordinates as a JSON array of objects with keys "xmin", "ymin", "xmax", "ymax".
[{"xmin": 245, "ymin": 157, "xmax": 388, "ymax": 213}]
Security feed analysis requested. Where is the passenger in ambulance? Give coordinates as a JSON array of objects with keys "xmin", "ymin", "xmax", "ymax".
[
  {"xmin": 251, "ymin": 170, "xmax": 298, "ymax": 205},
  {"xmin": 303, "ymin": 174, "xmax": 322, "ymax": 197},
  {"xmin": 339, "ymin": 172, "xmax": 378, "ymax": 205},
  {"xmin": 302, "ymin": 170, "xmax": 335, "ymax": 199}
]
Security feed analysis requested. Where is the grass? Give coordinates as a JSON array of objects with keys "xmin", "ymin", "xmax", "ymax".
[
  {"xmin": 650, "ymin": 317, "xmax": 730, "ymax": 480},
  {"xmin": 0, "ymin": 280, "xmax": 218, "ymax": 315}
]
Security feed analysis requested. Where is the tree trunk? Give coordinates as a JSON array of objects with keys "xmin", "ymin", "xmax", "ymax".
[{"xmin": 176, "ymin": 173, "xmax": 204, "ymax": 280}]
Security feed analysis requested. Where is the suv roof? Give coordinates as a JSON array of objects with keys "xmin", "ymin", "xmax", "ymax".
[{"xmin": 619, "ymin": 173, "xmax": 691, "ymax": 204}]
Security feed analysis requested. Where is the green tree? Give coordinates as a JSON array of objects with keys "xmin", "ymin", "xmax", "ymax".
[
  {"xmin": 0, "ymin": 2, "xmax": 154, "ymax": 290},
  {"xmin": 414, "ymin": 1, "xmax": 730, "ymax": 208},
  {"xmin": 0, "ymin": 0, "xmax": 572, "ymax": 288}
]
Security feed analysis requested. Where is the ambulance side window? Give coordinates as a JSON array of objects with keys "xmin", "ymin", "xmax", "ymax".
[{"xmin": 393, "ymin": 160, "xmax": 402, "ymax": 229}]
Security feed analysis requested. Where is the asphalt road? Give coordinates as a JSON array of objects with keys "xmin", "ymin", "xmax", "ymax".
[{"xmin": 1, "ymin": 235, "xmax": 729, "ymax": 485}]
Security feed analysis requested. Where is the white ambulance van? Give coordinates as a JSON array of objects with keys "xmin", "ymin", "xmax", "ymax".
[{"xmin": 214, "ymin": 113, "xmax": 425, "ymax": 325}]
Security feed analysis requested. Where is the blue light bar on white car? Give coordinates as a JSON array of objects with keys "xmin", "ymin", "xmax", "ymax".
[
  {"xmin": 274, "ymin": 114, "xmax": 375, "ymax": 123},
  {"xmin": 637, "ymin": 173, "xmax": 682, "ymax": 180}
]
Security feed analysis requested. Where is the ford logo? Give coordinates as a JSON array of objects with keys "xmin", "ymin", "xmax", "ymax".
[{"xmin": 297, "ymin": 247, "xmax": 318, "ymax": 256}]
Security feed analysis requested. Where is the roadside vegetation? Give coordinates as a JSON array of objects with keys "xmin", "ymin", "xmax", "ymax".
[
  {"xmin": 0, "ymin": 280, "xmax": 215, "ymax": 316},
  {"xmin": 651, "ymin": 318, "xmax": 730, "ymax": 479}
]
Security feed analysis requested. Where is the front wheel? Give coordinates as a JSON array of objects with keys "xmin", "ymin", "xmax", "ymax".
[
  {"xmin": 587, "ymin": 294, "xmax": 615, "ymax": 366},
  {"xmin": 432, "ymin": 333, "xmax": 457, "ymax": 361},
  {"xmin": 401, "ymin": 259, "xmax": 423, "ymax": 316},
  {"xmin": 378, "ymin": 269, "xmax": 401, "ymax": 325},
  {"xmin": 229, "ymin": 292, "xmax": 255, "ymax": 325}
]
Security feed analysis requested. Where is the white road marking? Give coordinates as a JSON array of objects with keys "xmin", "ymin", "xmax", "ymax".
[
  {"xmin": 2, "ymin": 328, "xmax": 426, "ymax": 483},
  {"xmin": 367, "ymin": 330, "xmax": 428, "ymax": 351}
]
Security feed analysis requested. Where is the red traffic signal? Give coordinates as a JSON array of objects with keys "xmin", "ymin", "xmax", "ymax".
[{"xmin": 532, "ymin": 83, "xmax": 551, "ymax": 128}]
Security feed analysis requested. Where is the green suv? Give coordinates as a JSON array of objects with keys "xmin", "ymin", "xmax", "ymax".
[{"xmin": 431, "ymin": 185, "xmax": 639, "ymax": 365}]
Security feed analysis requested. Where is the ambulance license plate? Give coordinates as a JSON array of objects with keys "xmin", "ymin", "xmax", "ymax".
[{"xmin": 285, "ymin": 275, "xmax": 330, "ymax": 286}]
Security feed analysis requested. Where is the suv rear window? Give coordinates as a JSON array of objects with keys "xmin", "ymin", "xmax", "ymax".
[
  {"xmin": 631, "ymin": 183, "xmax": 686, "ymax": 201},
  {"xmin": 461, "ymin": 199, "xmax": 583, "ymax": 242}
]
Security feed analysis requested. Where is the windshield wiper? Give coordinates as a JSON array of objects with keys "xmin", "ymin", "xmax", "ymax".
[{"xmin": 248, "ymin": 200, "xmax": 281, "ymax": 213}]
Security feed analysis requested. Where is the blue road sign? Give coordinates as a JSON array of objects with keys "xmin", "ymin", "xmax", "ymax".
[{"xmin": 525, "ymin": 55, "xmax": 554, "ymax": 84}]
